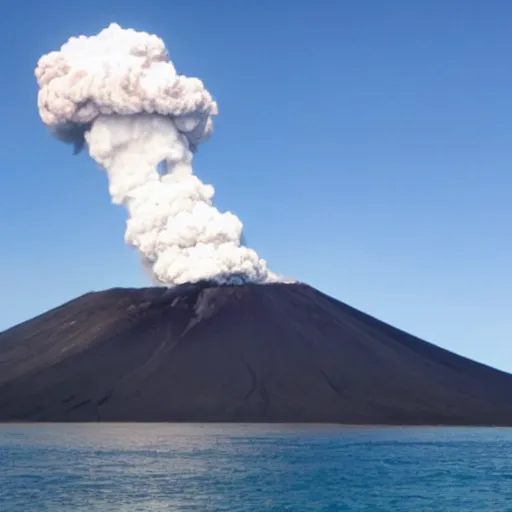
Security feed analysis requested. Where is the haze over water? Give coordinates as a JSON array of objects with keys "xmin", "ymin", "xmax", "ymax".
[{"xmin": 1, "ymin": 424, "xmax": 512, "ymax": 511}]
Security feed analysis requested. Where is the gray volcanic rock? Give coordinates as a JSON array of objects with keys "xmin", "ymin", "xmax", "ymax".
[{"xmin": 1, "ymin": 282, "xmax": 511, "ymax": 424}]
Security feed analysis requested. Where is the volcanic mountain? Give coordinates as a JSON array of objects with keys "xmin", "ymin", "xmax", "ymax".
[{"xmin": 0, "ymin": 282, "xmax": 511, "ymax": 424}]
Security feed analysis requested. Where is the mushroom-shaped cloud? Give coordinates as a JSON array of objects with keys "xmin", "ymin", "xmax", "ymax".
[{"xmin": 35, "ymin": 23, "xmax": 218, "ymax": 152}]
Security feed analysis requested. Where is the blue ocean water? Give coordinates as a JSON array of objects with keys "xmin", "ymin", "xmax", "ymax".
[{"xmin": 1, "ymin": 425, "xmax": 512, "ymax": 511}]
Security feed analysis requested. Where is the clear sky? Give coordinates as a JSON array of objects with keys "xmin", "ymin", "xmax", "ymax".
[{"xmin": 1, "ymin": 1, "xmax": 510, "ymax": 371}]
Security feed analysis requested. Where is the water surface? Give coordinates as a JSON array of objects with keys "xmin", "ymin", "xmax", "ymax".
[{"xmin": 1, "ymin": 424, "xmax": 512, "ymax": 511}]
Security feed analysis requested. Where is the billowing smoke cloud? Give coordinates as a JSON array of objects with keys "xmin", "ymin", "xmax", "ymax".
[{"xmin": 35, "ymin": 23, "xmax": 278, "ymax": 286}]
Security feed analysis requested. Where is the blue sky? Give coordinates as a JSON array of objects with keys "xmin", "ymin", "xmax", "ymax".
[{"xmin": 1, "ymin": 1, "xmax": 511, "ymax": 371}]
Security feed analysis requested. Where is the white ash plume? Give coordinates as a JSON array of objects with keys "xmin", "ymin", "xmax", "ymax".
[{"xmin": 35, "ymin": 23, "xmax": 277, "ymax": 286}]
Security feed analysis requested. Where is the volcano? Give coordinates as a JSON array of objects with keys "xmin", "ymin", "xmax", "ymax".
[{"xmin": 0, "ymin": 282, "xmax": 511, "ymax": 424}]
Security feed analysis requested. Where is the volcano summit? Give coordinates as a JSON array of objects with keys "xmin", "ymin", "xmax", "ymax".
[{"xmin": 1, "ymin": 282, "xmax": 511, "ymax": 424}]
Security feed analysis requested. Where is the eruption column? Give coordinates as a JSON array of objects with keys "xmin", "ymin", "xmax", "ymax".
[
  {"xmin": 86, "ymin": 114, "xmax": 272, "ymax": 284},
  {"xmin": 35, "ymin": 23, "xmax": 277, "ymax": 286}
]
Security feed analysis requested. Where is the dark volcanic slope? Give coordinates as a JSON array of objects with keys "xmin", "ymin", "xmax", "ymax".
[{"xmin": 1, "ymin": 282, "xmax": 511, "ymax": 424}]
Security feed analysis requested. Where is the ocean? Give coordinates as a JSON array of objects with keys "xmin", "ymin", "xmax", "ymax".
[{"xmin": 1, "ymin": 424, "xmax": 511, "ymax": 511}]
